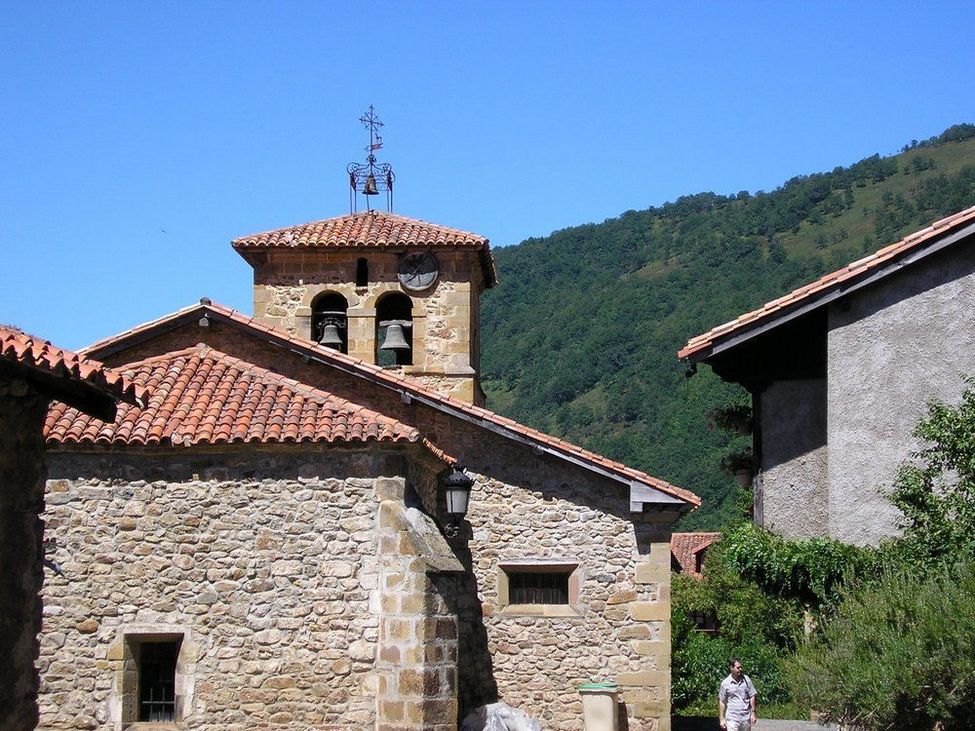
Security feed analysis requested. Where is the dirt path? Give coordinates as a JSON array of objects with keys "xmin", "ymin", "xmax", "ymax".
[{"xmin": 673, "ymin": 717, "xmax": 838, "ymax": 730}]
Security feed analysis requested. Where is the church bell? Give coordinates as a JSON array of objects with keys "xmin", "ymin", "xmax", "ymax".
[
  {"xmin": 318, "ymin": 323, "xmax": 343, "ymax": 350},
  {"xmin": 379, "ymin": 322, "xmax": 410, "ymax": 351},
  {"xmin": 362, "ymin": 174, "xmax": 379, "ymax": 196}
]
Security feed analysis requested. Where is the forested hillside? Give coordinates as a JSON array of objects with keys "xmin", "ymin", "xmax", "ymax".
[{"xmin": 480, "ymin": 124, "xmax": 975, "ymax": 529}]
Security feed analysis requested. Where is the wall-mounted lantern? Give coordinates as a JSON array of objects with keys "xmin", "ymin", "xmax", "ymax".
[{"xmin": 443, "ymin": 464, "xmax": 474, "ymax": 537}]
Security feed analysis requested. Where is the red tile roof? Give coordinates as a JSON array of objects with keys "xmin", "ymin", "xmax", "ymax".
[
  {"xmin": 679, "ymin": 204, "xmax": 975, "ymax": 361},
  {"xmin": 232, "ymin": 210, "xmax": 498, "ymax": 286},
  {"xmin": 671, "ymin": 531, "xmax": 721, "ymax": 575},
  {"xmin": 46, "ymin": 344, "xmax": 421, "ymax": 447},
  {"xmin": 80, "ymin": 302, "xmax": 699, "ymax": 507},
  {"xmin": 1, "ymin": 325, "xmax": 147, "ymax": 407}
]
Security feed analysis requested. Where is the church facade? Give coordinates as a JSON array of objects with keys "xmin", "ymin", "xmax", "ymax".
[{"xmin": 38, "ymin": 210, "xmax": 698, "ymax": 730}]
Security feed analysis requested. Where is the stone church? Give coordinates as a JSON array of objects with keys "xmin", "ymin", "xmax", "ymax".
[{"xmin": 37, "ymin": 204, "xmax": 698, "ymax": 730}]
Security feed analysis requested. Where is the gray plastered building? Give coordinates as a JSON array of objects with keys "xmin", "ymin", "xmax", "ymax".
[{"xmin": 680, "ymin": 205, "xmax": 975, "ymax": 545}]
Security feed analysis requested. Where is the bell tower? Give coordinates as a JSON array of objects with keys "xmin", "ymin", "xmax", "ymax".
[{"xmin": 232, "ymin": 108, "xmax": 497, "ymax": 405}]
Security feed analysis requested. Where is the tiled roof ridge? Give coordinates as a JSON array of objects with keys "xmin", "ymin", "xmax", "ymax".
[
  {"xmin": 687, "ymin": 531, "xmax": 721, "ymax": 554},
  {"xmin": 671, "ymin": 531, "xmax": 721, "ymax": 575},
  {"xmin": 230, "ymin": 210, "xmax": 499, "ymax": 287},
  {"xmin": 79, "ymin": 302, "xmax": 699, "ymax": 506},
  {"xmin": 421, "ymin": 437, "xmax": 456, "ymax": 466},
  {"xmin": 110, "ymin": 343, "xmax": 203, "ymax": 369},
  {"xmin": 46, "ymin": 342, "xmax": 425, "ymax": 450},
  {"xmin": 1, "ymin": 324, "xmax": 147, "ymax": 406},
  {"xmin": 231, "ymin": 209, "xmax": 489, "ymax": 248},
  {"xmin": 79, "ymin": 302, "xmax": 218, "ymax": 356},
  {"xmin": 679, "ymin": 204, "xmax": 975, "ymax": 360},
  {"xmin": 114, "ymin": 342, "xmax": 415, "ymax": 419}
]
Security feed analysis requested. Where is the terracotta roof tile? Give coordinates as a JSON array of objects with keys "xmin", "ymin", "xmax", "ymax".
[
  {"xmin": 81, "ymin": 302, "xmax": 699, "ymax": 506},
  {"xmin": 1, "ymin": 324, "xmax": 146, "ymax": 406},
  {"xmin": 45, "ymin": 345, "xmax": 420, "ymax": 448},
  {"xmin": 232, "ymin": 210, "xmax": 498, "ymax": 286},
  {"xmin": 671, "ymin": 532, "xmax": 721, "ymax": 575},
  {"xmin": 232, "ymin": 210, "xmax": 487, "ymax": 249},
  {"xmin": 679, "ymin": 204, "xmax": 975, "ymax": 360}
]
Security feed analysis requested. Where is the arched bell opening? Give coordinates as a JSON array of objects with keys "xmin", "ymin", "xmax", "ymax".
[
  {"xmin": 311, "ymin": 292, "xmax": 349, "ymax": 354},
  {"xmin": 376, "ymin": 292, "xmax": 413, "ymax": 367}
]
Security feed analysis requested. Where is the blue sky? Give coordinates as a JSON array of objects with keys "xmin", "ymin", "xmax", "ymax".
[{"xmin": 3, "ymin": 2, "xmax": 974, "ymax": 349}]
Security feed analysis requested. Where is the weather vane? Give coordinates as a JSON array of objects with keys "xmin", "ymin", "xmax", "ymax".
[{"xmin": 347, "ymin": 105, "xmax": 395, "ymax": 213}]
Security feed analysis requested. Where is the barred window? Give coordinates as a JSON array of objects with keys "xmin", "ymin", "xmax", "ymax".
[
  {"xmin": 508, "ymin": 570, "xmax": 571, "ymax": 605},
  {"xmin": 138, "ymin": 640, "xmax": 180, "ymax": 721},
  {"xmin": 120, "ymin": 634, "xmax": 184, "ymax": 724},
  {"xmin": 498, "ymin": 562, "xmax": 580, "ymax": 613}
]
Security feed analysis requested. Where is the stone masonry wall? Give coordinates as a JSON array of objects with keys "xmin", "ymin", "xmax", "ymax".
[
  {"xmin": 0, "ymin": 381, "xmax": 50, "ymax": 731},
  {"xmin": 38, "ymin": 428, "xmax": 679, "ymax": 731},
  {"xmin": 375, "ymin": 500, "xmax": 459, "ymax": 731},
  {"xmin": 37, "ymin": 447, "xmax": 410, "ymax": 730},
  {"xmin": 74, "ymin": 325, "xmax": 681, "ymax": 729},
  {"xmin": 433, "ymin": 424, "xmax": 676, "ymax": 731}
]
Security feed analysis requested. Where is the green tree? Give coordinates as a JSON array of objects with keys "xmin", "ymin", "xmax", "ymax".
[
  {"xmin": 884, "ymin": 378, "xmax": 975, "ymax": 567},
  {"xmin": 671, "ymin": 539, "xmax": 803, "ymax": 711},
  {"xmin": 767, "ymin": 241, "xmax": 787, "ymax": 264},
  {"xmin": 481, "ymin": 124, "xmax": 975, "ymax": 531},
  {"xmin": 788, "ymin": 380, "xmax": 975, "ymax": 728}
]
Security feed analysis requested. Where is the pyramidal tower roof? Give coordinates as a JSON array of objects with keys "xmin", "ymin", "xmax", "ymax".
[{"xmin": 232, "ymin": 210, "xmax": 497, "ymax": 286}]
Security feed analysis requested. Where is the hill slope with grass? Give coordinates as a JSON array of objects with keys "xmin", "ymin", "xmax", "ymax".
[{"xmin": 480, "ymin": 124, "xmax": 975, "ymax": 529}]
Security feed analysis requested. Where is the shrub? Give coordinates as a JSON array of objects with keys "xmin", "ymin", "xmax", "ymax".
[
  {"xmin": 671, "ymin": 539, "xmax": 804, "ymax": 712},
  {"xmin": 671, "ymin": 609, "xmax": 792, "ymax": 711},
  {"xmin": 722, "ymin": 522, "xmax": 878, "ymax": 604},
  {"xmin": 786, "ymin": 563, "xmax": 975, "ymax": 730},
  {"xmin": 678, "ymin": 380, "xmax": 975, "ymax": 722},
  {"xmin": 671, "ymin": 611, "xmax": 732, "ymax": 709},
  {"xmin": 883, "ymin": 377, "xmax": 975, "ymax": 569},
  {"xmin": 674, "ymin": 540, "xmax": 804, "ymax": 651}
]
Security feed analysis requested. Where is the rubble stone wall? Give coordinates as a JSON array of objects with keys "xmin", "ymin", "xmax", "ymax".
[
  {"xmin": 37, "ymin": 448, "xmax": 404, "ymax": 730},
  {"xmin": 251, "ymin": 249, "xmax": 483, "ymax": 403},
  {"xmin": 38, "ymin": 434, "xmax": 677, "ymax": 731},
  {"xmin": 435, "ymin": 424, "xmax": 676, "ymax": 731}
]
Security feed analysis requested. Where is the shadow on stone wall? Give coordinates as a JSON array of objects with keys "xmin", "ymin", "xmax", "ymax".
[{"xmin": 436, "ymin": 528, "xmax": 499, "ymax": 722}]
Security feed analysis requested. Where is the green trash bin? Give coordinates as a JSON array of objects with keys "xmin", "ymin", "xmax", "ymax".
[{"xmin": 577, "ymin": 681, "xmax": 619, "ymax": 731}]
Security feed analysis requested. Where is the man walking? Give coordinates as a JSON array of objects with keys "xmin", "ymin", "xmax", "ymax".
[{"xmin": 719, "ymin": 658, "xmax": 757, "ymax": 730}]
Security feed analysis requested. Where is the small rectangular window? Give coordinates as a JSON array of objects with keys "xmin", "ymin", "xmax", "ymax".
[
  {"xmin": 117, "ymin": 631, "xmax": 190, "ymax": 726},
  {"xmin": 134, "ymin": 638, "xmax": 181, "ymax": 722},
  {"xmin": 498, "ymin": 562, "xmax": 580, "ymax": 616},
  {"xmin": 689, "ymin": 610, "xmax": 718, "ymax": 634},
  {"xmin": 356, "ymin": 257, "xmax": 369, "ymax": 287},
  {"xmin": 509, "ymin": 570, "xmax": 571, "ymax": 605}
]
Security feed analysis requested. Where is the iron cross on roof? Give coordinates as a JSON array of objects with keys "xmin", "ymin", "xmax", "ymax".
[{"xmin": 347, "ymin": 105, "xmax": 395, "ymax": 213}]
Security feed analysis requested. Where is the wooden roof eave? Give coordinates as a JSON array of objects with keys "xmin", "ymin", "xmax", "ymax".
[
  {"xmin": 683, "ymin": 220, "xmax": 975, "ymax": 367},
  {"xmin": 0, "ymin": 359, "xmax": 119, "ymax": 422}
]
